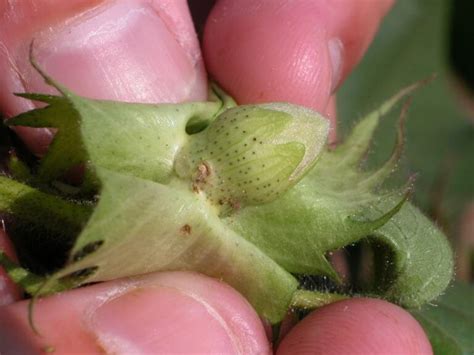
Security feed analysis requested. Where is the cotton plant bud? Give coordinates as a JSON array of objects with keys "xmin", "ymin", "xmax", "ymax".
[{"xmin": 175, "ymin": 103, "xmax": 329, "ymax": 212}]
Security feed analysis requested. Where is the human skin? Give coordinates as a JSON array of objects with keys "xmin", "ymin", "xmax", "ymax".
[{"xmin": 0, "ymin": 1, "xmax": 433, "ymax": 353}]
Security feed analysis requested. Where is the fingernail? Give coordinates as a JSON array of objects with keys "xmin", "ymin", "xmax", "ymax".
[
  {"xmin": 328, "ymin": 37, "xmax": 344, "ymax": 93},
  {"xmin": 16, "ymin": 1, "xmax": 206, "ymax": 104},
  {"xmin": 90, "ymin": 286, "xmax": 241, "ymax": 354}
]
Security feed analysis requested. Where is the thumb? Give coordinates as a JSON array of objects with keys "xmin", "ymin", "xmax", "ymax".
[
  {"xmin": 0, "ymin": 0, "xmax": 207, "ymax": 155},
  {"xmin": 0, "ymin": 272, "xmax": 270, "ymax": 354}
]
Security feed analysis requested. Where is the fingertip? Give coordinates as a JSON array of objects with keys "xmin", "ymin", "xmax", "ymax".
[
  {"xmin": 203, "ymin": 0, "xmax": 333, "ymax": 112},
  {"xmin": 0, "ymin": 272, "xmax": 270, "ymax": 354},
  {"xmin": 277, "ymin": 298, "xmax": 432, "ymax": 355},
  {"xmin": 204, "ymin": 0, "xmax": 395, "ymax": 111}
]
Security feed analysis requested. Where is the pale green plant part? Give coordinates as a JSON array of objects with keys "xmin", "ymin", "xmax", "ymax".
[{"xmin": 0, "ymin": 64, "xmax": 453, "ymax": 325}]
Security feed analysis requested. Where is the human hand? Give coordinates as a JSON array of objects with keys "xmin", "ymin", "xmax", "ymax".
[{"xmin": 0, "ymin": 1, "xmax": 433, "ymax": 353}]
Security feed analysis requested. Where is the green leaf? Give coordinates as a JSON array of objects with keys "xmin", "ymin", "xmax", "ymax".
[
  {"xmin": 290, "ymin": 289, "xmax": 349, "ymax": 309},
  {"xmin": 7, "ymin": 153, "xmax": 33, "ymax": 182},
  {"xmin": 334, "ymin": 80, "xmax": 424, "ymax": 168},
  {"xmin": 0, "ymin": 251, "xmax": 82, "ymax": 296},
  {"xmin": 41, "ymin": 168, "xmax": 298, "ymax": 324},
  {"xmin": 8, "ymin": 91, "xmax": 222, "ymax": 185},
  {"xmin": 0, "ymin": 63, "xmax": 453, "ymax": 324},
  {"xmin": 412, "ymin": 282, "xmax": 474, "ymax": 355},
  {"xmin": 225, "ymin": 87, "xmax": 453, "ymax": 307},
  {"xmin": 0, "ymin": 251, "xmax": 47, "ymax": 295},
  {"xmin": 366, "ymin": 200, "xmax": 454, "ymax": 307},
  {"xmin": 0, "ymin": 174, "xmax": 91, "ymax": 236}
]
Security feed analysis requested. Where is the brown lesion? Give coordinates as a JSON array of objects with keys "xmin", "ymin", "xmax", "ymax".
[
  {"xmin": 192, "ymin": 161, "xmax": 211, "ymax": 192},
  {"xmin": 217, "ymin": 197, "xmax": 241, "ymax": 214},
  {"xmin": 180, "ymin": 224, "xmax": 192, "ymax": 235},
  {"xmin": 217, "ymin": 197, "xmax": 242, "ymax": 217},
  {"xmin": 195, "ymin": 161, "xmax": 211, "ymax": 183}
]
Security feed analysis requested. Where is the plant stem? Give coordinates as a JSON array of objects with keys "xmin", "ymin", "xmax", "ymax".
[
  {"xmin": 290, "ymin": 289, "xmax": 348, "ymax": 310},
  {"xmin": 0, "ymin": 175, "xmax": 92, "ymax": 236}
]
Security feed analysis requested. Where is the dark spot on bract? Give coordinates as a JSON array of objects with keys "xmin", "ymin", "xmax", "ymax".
[
  {"xmin": 62, "ymin": 266, "xmax": 99, "ymax": 281},
  {"xmin": 72, "ymin": 240, "xmax": 104, "ymax": 262}
]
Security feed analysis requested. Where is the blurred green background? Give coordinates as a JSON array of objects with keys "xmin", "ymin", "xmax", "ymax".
[
  {"xmin": 336, "ymin": 1, "xmax": 474, "ymax": 353},
  {"xmin": 339, "ymin": 0, "xmax": 473, "ymax": 233}
]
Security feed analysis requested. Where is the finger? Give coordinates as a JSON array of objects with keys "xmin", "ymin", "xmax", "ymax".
[
  {"xmin": 203, "ymin": 0, "xmax": 394, "ymax": 113},
  {"xmin": 0, "ymin": 0, "xmax": 207, "ymax": 155},
  {"xmin": 0, "ymin": 227, "xmax": 22, "ymax": 306},
  {"xmin": 0, "ymin": 271, "xmax": 270, "ymax": 354},
  {"xmin": 277, "ymin": 298, "xmax": 432, "ymax": 355}
]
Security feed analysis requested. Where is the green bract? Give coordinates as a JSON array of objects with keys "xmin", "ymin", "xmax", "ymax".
[{"xmin": 0, "ymin": 65, "xmax": 453, "ymax": 324}]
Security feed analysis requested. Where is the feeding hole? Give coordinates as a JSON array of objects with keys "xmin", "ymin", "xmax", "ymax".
[{"xmin": 180, "ymin": 224, "xmax": 192, "ymax": 235}]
